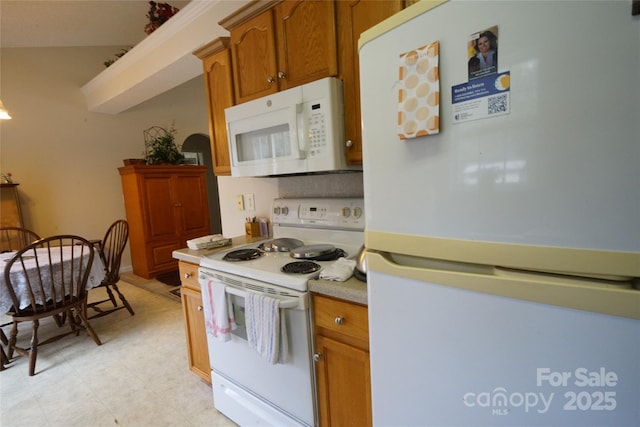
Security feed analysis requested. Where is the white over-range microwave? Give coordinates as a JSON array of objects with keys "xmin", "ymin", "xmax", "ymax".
[{"xmin": 225, "ymin": 77, "xmax": 357, "ymax": 177}]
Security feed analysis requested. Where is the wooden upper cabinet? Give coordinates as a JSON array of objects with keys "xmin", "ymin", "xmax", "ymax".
[
  {"xmin": 194, "ymin": 38, "xmax": 234, "ymax": 176},
  {"xmin": 337, "ymin": 0, "xmax": 404, "ymax": 165},
  {"xmin": 228, "ymin": 0, "xmax": 338, "ymax": 104},
  {"xmin": 230, "ymin": 9, "xmax": 279, "ymax": 103},
  {"xmin": 274, "ymin": 0, "xmax": 338, "ymax": 91},
  {"xmin": 209, "ymin": 0, "xmax": 405, "ymax": 168}
]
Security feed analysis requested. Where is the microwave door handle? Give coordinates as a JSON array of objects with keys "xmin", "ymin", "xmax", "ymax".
[
  {"xmin": 224, "ymin": 285, "xmax": 299, "ymax": 309},
  {"xmin": 227, "ymin": 123, "xmax": 238, "ymax": 166},
  {"xmin": 293, "ymin": 103, "xmax": 306, "ymax": 159}
]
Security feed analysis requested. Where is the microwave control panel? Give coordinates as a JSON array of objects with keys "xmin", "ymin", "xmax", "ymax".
[{"xmin": 306, "ymin": 101, "xmax": 328, "ymax": 157}]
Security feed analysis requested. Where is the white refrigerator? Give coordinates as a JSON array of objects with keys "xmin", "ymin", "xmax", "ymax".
[{"xmin": 359, "ymin": 1, "xmax": 640, "ymax": 426}]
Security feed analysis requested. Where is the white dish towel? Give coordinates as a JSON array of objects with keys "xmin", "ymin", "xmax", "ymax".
[
  {"xmin": 319, "ymin": 257, "xmax": 356, "ymax": 281},
  {"xmin": 200, "ymin": 277, "xmax": 237, "ymax": 342},
  {"xmin": 245, "ymin": 291, "xmax": 289, "ymax": 364}
]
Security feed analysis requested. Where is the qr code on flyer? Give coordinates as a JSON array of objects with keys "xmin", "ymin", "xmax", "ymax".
[{"xmin": 488, "ymin": 93, "xmax": 509, "ymax": 115}]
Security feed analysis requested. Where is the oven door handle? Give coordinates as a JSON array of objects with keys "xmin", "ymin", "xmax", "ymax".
[{"xmin": 224, "ymin": 285, "xmax": 300, "ymax": 309}]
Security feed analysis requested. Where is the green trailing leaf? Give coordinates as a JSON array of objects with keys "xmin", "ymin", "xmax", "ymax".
[{"xmin": 104, "ymin": 47, "xmax": 132, "ymax": 68}]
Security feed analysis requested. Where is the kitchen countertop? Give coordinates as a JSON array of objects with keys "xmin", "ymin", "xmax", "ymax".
[
  {"xmin": 172, "ymin": 235, "xmax": 268, "ymax": 265},
  {"xmin": 308, "ymin": 276, "xmax": 368, "ymax": 306},
  {"xmin": 172, "ymin": 237, "xmax": 368, "ymax": 305}
]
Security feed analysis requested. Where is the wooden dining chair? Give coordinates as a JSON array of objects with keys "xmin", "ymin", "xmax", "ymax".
[
  {"xmin": 0, "ymin": 329, "xmax": 8, "ymax": 371},
  {"xmin": 3, "ymin": 235, "xmax": 102, "ymax": 376},
  {"xmin": 87, "ymin": 220, "xmax": 135, "ymax": 319},
  {"xmin": 1, "ymin": 227, "xmax": 42, "ymax": 369},
  {"xmin": 0, "ymin": 227, "xmax": 41, "ymax": 253}
]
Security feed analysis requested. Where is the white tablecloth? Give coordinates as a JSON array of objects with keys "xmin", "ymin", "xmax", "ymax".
[{"xmin": 0, "ymin": 246, "xmax": 106, "ymax": 314}]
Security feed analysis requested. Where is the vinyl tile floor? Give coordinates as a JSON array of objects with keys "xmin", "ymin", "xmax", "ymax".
[{"xmin": 0, "ymin": 278, "xmax": 237, "ymax": 427}]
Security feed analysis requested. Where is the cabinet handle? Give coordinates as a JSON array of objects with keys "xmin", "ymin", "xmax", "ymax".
[
  {"xmin": 174, "ymin": 203, "xmax": 182, "ymax": 207},
  {"xmin": 313, "ymin": 353, "xmax": 323, "ymax": 362},
  {"xmin": 345, "ymin": 140, "xmax": 353, "ymax": 148},
  {"xmin": 267, "ymin": 75, "xmax": 275, "ymax": 83},
  {"xmin": 277, "ymin": 71, "xmax": 286, "ymax": 79},
  {"xmin": 335, "ymin": 316, "xmax": 344, "ymax": 326},
  {"xmin": 184, "ymin": 273, "xmax": 192, "ymax": 279},
  {"xmin": 197, "ymin": 306, "xmax": 203, "ymax": 311}
]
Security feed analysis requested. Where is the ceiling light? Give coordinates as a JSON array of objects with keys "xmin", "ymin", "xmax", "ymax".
[{"xmin": 0, "ymin": 100, "xmax": 12, "ymax": 120}]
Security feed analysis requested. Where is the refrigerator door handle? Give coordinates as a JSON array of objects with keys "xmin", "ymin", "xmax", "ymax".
[
  {"xmin": 367, "ymin": 250, "xmax": 494, "ymax": 278},
  {"xmin": 367, "ymin": 251, "xmax": 640, "ymax": 320}
]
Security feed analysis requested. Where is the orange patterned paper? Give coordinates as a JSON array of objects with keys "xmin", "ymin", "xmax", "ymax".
[{"xmin": 397, "ymin": 41, "xmax": 440, "ymax": 139}]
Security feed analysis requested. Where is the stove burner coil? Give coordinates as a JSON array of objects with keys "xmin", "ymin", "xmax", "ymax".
[
  {"xmin": 223, "ymin": 248, "xmax": 263, "ymax": 262},
  {"xmin": 281, "ymin": 261, "xmax": 321, "ymax": 275}
]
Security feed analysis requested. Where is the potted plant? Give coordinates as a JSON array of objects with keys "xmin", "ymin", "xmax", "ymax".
[
  {"xmin": 144, "ymin": 126, "xmax": 184, "ymax": 165},
  {"xmin": 145, "ymin": 1, "xmax": 180, "ymax": 35}
]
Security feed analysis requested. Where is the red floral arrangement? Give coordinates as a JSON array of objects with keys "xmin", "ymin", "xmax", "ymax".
[{"xmin": 145, "ymin": 1, "xmax": 180, "ymax": 35}]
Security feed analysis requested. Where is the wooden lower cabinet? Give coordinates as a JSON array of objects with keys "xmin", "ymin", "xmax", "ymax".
[
  {"xmin": 179, "ymin": 261, "xmax": 211, "ymax": 384},
  {"xmin": 119, "ymin": 165, "xmax": 210, "ymax": 278},
  {"xmin": 312, "ymin": 294, "xmax": 371, "ymax": 427},
  {"xmin": 0, "ymin": 183, "xmax": 23, "ymax": 229}
]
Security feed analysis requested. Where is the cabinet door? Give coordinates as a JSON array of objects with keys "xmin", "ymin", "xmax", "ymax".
[
  {"xmin": 137, "ymin": 173, "xmax": 180, "ymax": 276},
  {"xmin": 314, "ymin": 335, "xmax": 372, "ymax": 427},
  {"xmin": 181, "ymin": 286, "xmax": 212, "ymax": 383},
  {"xmin": 140, "ymin": 174, "xmax": 180, "ymax": 240},
  {"xmin": 275, "ymin": 0, "xmax": 338, "ymax": 90},
  {"xmin": 338, "ymin": 0, "xmax": 404, "ymax": 165},
  {"xmin": 202, "ymin": 47, "xmax": 234, "ymax": 176},
  {"xmin": 230, "ymin": 9, "xmax": 279, "ymax": 104},
  {"xmin": 119, "ymin": 166, "xmax": 210, "ymax": 278},
  {"xmin": 173, "ymin": 173, "xmax": 210, "ymax": 241}
]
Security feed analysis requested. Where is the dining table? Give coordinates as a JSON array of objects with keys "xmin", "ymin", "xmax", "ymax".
[{"xmin": 0, "ymin": 246, "xmax": 106, "ymax": 315}]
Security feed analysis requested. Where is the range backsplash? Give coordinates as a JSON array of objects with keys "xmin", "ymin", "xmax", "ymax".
[{"xmin": 278, "ymin": 172, "xmax": 363, "ymax": 199}]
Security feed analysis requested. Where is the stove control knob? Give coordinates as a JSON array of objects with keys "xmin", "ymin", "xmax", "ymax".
[
  {"xmin": 342, "ymin": 207, "xmax": 351, "ymax": 218},
  {"xmin": 282, "ymin": 206, "xmax": 289, "ymax": 215},
  {"xmin": 274, "ymin": 206, "xmax": 281, "ymax": 215},
  {"xmin": 353, "ymin": 207, "xmax": 362, "ymax": 219}
]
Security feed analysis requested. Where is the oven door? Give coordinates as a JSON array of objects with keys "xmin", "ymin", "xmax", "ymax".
[{"xmin": 199, "ymin": 268, "xmax": 316, "ymax": 427}]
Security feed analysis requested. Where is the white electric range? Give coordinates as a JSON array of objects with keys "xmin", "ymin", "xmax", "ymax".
[{"xmin": 198, "ymin": 197, "xmax": 364, "ymax": 427}]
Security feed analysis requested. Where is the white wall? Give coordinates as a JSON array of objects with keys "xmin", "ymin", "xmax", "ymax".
[
  {"xmin": 216, "ymin": 176, "xmax": 279, "ymax": 237},
  {"xmin": 0, "ymin": 46, "xmax": 364, "ymax": 273},
  {"xmin": 0, "ymin": 46, "xmax": 208, "ymax": 271},
  {"xmin": 1, "ymin": 48, "xmax": 157, "ymax": 267}
]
